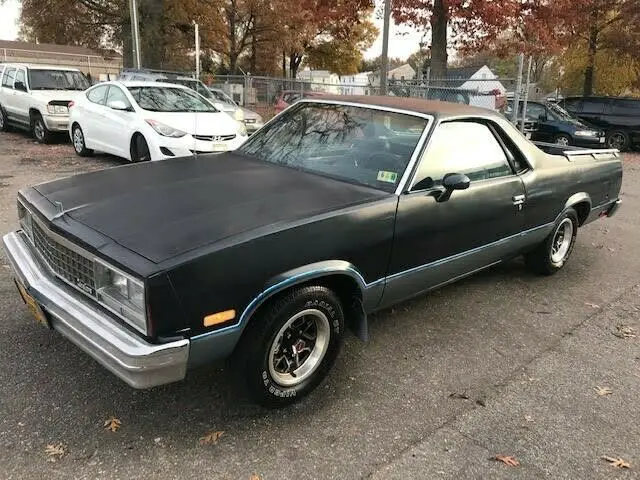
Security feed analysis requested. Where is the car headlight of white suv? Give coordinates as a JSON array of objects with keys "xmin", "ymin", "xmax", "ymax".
[{"xmin": 47, "ymin": 104, "xmax": 68, "ymax": 115}]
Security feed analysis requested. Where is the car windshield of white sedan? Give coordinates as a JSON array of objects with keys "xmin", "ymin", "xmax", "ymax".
[
  {"xmin": 28, "ymin": 70, "xmax": 90, "ymax": 91},
  {"xmin": 237, "ymin": 103, "xmax": 428, "ymax": 192},
  {"xmin": 127, "ymin": 87, "xmax": 217, "ymax": 112}
]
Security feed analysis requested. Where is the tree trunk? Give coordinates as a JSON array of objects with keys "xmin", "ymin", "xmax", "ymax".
[
  {"xmin": 138, "ymin": 0, "xmax": 165, "ymax": 69},
  {"xmin": 282, "ymin": 51, "xmax": 287, "ymax": 78},
  {"xmin": 228, "ymin": 0, "xmax": 238, "ymax": 73},
  {"xmin": 583, "ymin": 10, "xmax": 598, "ymax": 96},
  {"xmin": 430, "ymin": 0, "xmax": 448, "ymax": 83},
  {"xmin": 250, "ymin": 31, "xmax": 257, "ymax": 74},
  {"xmin": 289, "ymin": 53, "xmax": 303, "ymax": 79}
]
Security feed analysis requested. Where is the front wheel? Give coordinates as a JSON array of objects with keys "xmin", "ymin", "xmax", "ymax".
[
  {"xmin": 131, "ymin": 134, "xmax": 151, "ymax": 162},
  {"xmin": 606, "ymin": 131, "xmax": 629, "ymax": 151},
  {"xmin": 525, "ymin": 209, "xmax": 578, "ymax": 275},
  {"xmin": 235, "ymin": 285, "xmax": 345, "ymax": 407},
  {"xmin": 32, "ymin": 113, "xmax": 52, "ymax": 144},
  {"xmin": 554, "ymin": 134, "xmax": 571, "ymax": 146},
  {"xmin": 0, "ymin": 105, "xmax": 8, "ymax": 132}
]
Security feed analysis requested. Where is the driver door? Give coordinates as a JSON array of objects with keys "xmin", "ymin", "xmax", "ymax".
[{"xmin": 381, "ymin": 120, "xmax": 527, "ymax": 307}]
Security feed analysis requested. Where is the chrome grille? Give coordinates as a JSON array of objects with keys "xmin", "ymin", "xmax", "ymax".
[
  {"xmin": 193, "ymin": 134, "xmax": 236, "ymax": 141},
  {"xmin": 32, "ymin": 221, "xmax": 96, "ymax": 296}
]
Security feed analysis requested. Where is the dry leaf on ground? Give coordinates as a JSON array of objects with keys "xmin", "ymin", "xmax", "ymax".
[
  {"xmin": 449, "ymin": 392, "xmax": 470, "ymax": 400},
  {"xmin": 613, "ymin": 325, "xmax": 637, "ymax": 339},
  {"xmin": 585, "ymin": 302, "xmax": 600, "ymax": 309},
  {"xmin": 524, "ymin": 415, "xmax": 534, "ymax": 423},
  {"xmin": 603, "ymin": 456, "xmax": 631, "ymax": 468},
  {"xmin": 44, "ymin": 443, "xmax": 66, "ymax": 462},
  {"xmin": 103, "ymin": 417, "xmax": 122, "ymax": 432},
  {"xmin": 199, "ymin": 430, "xmax": 224, "ymax": 445},
  {"xmin": 595, "ymin": 386, "xmax": 614, "ymax": 396},
  {"xmin": 249, "ymin": 475, "xmax": 262, "ymax": 480},
  {"xmin": 494, "ymin": 454, "xmax": 520, "ymax": 467}
]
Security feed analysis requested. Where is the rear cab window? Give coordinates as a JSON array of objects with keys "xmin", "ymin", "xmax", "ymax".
[{"xmin": 2, "ymin": 67, "xmax": 16, "ymax": 88}]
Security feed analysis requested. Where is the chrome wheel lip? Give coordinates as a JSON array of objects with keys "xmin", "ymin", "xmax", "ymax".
[
  {"xmin": 550, "ymin": 218, "xmax": 574, "ymax": 264},
  {"xmin": 72, "ymin": 127, "xmax": 84, "ymax": 153},
  {"xmin": 268, "ymin": 308, "xmax": 331, "ymax": 387}
]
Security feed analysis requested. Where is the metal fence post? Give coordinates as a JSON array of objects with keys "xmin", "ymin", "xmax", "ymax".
[{"xmin": 511, "ymin": 53, "xmax": 524, "ymax": 124}]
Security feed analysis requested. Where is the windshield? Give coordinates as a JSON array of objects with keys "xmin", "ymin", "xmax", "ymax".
[
  {"xmin": 127, "ymin": 86, "xmax": 217, "ymax": 112},
  {"xmin": 28, "ymin": 70, "xmax": 90, "ymax": 90},
  {"xmin": 169, "ymin": 78, "xmax": 217, "ymax": 101},
  {"xmin": 547, "ymin": 102, "xmax": 577, "ymax": 121},
  {"xmin": 237, "ymin": 103, "xmax": 428, "ymax": 192},
  {"xmin": 209, "ymin": 89, "xmax": 237, "ymax": 105}
]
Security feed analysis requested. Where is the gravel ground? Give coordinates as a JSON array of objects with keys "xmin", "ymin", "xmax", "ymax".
[{"xmin": 1, "ymin": 131, "xmax": 639, "ymax": 479}]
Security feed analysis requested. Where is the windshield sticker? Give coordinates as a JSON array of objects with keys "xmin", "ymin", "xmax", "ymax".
[{"xmin": 377, "ymin": 171, "xmax": 398, "ymax": 183}]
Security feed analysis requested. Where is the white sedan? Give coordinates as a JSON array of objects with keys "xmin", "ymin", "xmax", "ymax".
[{"xmin": 68, "ymin": 81, "xmax": 248, "ymax": 161}]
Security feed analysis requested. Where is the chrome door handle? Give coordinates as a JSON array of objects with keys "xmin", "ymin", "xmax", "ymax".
[{"xmin": 512, "ymin": 194, "xmax": 526, "ymax": 205}]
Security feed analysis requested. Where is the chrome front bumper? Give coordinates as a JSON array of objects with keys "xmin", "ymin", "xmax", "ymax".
[
  {"xmin": 607, "ymin": 199, "xmax": 622, "ymax": 217},
  {"xmin": 2, "ymin": 231, "xmax": 189, "ymax": 389}
]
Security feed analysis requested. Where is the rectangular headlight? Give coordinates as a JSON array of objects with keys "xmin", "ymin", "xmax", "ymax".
[
  {"xmin": 47, "ymin": 104, "xmax": 69, "ymax": 115},
  {"xmin": 17, "ymin": 201, "xmax": 34, "ymax": 241},
  {"xmin": 94, "ymin": 260, "xmax": 147, "ymax": 334}
]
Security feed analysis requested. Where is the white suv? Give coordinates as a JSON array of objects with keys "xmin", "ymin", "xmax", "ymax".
[{"xmin": 0, "ymin": 63, "xmax": 90, "ymax": 143}]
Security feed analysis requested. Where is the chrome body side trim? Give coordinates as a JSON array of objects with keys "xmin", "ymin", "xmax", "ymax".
[{"xmin": 2, "ymin": 231, "xmax": 188, "ymax": 389}]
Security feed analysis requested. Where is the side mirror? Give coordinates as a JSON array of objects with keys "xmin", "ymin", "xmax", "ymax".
[
  {"xmin": 435, "ymin": 173, "xmax": 470, "ymax": 202},
  {"xmin": 14, "ymin": 81, "xmax": 27, "ymax": 92},
  {"xmin": 538, "ymin": 114, "xmax": 547, "ymax": 121},
  {"xmin": 107, "ymin": 99, "xmax": 130, "ymax": 111}
]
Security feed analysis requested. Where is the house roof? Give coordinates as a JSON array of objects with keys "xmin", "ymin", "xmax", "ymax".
[
  {"xmin": 442, "ymin": 65, "xmax": 485, "ymax": 87},
  {"xmin": 0, "ymin": 40, "xmax": 121, "ymax": 59}
]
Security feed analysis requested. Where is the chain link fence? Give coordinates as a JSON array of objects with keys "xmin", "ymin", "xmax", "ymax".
[{"xmin": 205, "ymin": 74, "xmax": 513, "ymax": 120}]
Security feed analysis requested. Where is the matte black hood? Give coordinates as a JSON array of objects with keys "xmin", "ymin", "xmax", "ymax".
[{"xmin": 33, "ymin": 154, "xmax": 388, "ymax": 263}]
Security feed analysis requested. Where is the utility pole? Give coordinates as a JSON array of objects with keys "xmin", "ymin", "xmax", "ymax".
[
  {"xmin": 511, "ymin": 53, "xmax": 524, "ymax": 124},
  {"xmin": 193, "ymin": 22, "xmax": 200, "ymax": 78},
  {"xmin": 520, "ymin": 55, "xmax": 533, "ymax": 133},
  {"xmin": 379, "ymin": 0, "xmax": 392, "ymax": 95},
  {"xmin": 129, "ymin": 0, "xmax": 141, "ymax": 68}
]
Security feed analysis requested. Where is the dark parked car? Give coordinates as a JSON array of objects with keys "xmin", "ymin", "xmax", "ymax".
[
  {"xmin": 508, "ymin": 100, "xmax": 606, "ymax": 148},
  {"xmin": 3, "ymin": 97, "xmax": 622, "ymax": 407},
  {"xmin": 560, "ymin": 96, "xmax": 640, "ymax": 151}
]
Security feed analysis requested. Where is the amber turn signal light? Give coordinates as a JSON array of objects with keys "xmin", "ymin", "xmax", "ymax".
[{"xmin": 203, "ymin": 309, "xmax": 236, "ymax": 327}]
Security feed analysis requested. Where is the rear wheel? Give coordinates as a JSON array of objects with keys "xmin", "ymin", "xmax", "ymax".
[
  {"xmin": 71, "ymin": 124, "xmax": 93, "ymax": 157},
  {"xmin": 607, "ymin": 131, "xmax": 629, "ymax": 151},
  {"xmin": 32, "ymin": 113, "xmax": 52, "ymax": 144},
  {"xmin": 553, "ymin": 134, "xmax": 571, "ymax": 146},
  {"xmin": 525, "ymin": 209, "xmax": 578, "ymax": 275},
  {"xmin": 234, "ymin": 285, "xmax": 344, "ymax": 407},
  {"xmin": 0, "ymin": 105, "xmax": 8, "ymax": 132},
  {"xmin": 131, "ymin": 134, "xmax": 151, "ymax": 162}
]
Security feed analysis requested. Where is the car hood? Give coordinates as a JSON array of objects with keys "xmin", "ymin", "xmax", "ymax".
[
  {"xmin": 30, "ymin": 90, "xmax": 83, "ymax": 102},
  {"xmin": 241, "ymin": 107, "xmax": 262, "ymax": 121},
  {"xmin": 32, "ymin": 154, "xmax": 388, "ymax": 264},
  {"xmin": 145, "ymin": 111, "xmax": 240, "ymax": 136}
]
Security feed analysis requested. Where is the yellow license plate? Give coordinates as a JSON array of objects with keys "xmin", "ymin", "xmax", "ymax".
[
  {"xmin": 211, "ymin": 143, "xmax": 229, "ymax": 152},
  {"xmin": 15, "ymin": 281, "xmax": 49, "ymax": 328}
]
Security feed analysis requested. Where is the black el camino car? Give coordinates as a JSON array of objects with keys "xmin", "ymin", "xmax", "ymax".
[{"xmin": 2, "ymin": 96, "xmax": 623, "ymax": 407}]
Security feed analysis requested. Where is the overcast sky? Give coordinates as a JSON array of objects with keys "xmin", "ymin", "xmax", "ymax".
[{"xmin": 0, "ymin": 1, "xmax": 422, "ymax": 60}]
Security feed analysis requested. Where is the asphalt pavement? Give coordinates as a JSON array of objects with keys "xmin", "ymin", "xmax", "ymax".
[{"xmin": 0, "ymin": 132, "xmax": 638, "ymax": 479}]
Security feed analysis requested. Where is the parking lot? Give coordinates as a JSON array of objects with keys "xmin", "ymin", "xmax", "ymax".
[{"xmin": 0, "ymin": 132, "xmax": 639, "ymax": 479}]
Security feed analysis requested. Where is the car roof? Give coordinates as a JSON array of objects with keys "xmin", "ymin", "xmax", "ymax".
[
  {"xmin": 1, "ymin": 63, "xmax": 81, "ymax": 72},
  {"xmin": 305, "ymin": 95, "xmax": 499, "ymax": 119},
  {"xmin": 564, "ymin": 95, "xmax": 640, "ymax": 101},
  {"xmin": 117, "ymin": 80, "xmax": 190, "ymax": 89}
]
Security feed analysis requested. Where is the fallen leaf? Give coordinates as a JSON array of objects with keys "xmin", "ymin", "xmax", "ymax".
[
  {"xmin": 44, "ymin": 443, "xmax": 66, "ymax": 462},
  {"xmin": 595, "ymin": 386, "xmax": 614, "ymax": 396},
  {"xmin": 199, "ymin": 430, "xmax": 224, "ymax": 445},
  {"xmin": 449, "ymin": 392, "xmax": 470, "ymax": 400},
  {"xmin": 613, "ymin": 325, "xmax": 637, "ymax": 339},
  {"xmin": 603, "ymin": 456, "xmax": 631, "ymax": 468},
  {"xmin": 607, "ymin": 247, "xmax": 616, "ymax": 252},
  {"xmin": 249, "ymin": 475, "xmax": 262, "ymax": 480},
  {"xmin": 103, "ymin": 417, "xmax": 122, "ymax": 432},
  {"xmin": 585, "ymin": 302, "xmax": 600, "ymax": 309},
  {"xmin": 494, "ymin": 454, "xmax": 520, "ymax": 467},
  {"xmin": 524, "ymin": 415, "xmax": 534, "ymax": 423}
]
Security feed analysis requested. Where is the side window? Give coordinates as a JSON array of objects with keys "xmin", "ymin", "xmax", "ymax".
[
  {"xmin": 524, "ymin": 103, "xmax": 546, "ymax": 120},
  {"xmin": 611, "ymin": 99, "xmax": 640, "ymax": 116},
  {"xmin": 562, "ymin": 99, "xmax": 582, "ymax": 112},
  {"xmin": 86, "ymin": 85, "xmax": 108, "ymax": 104},
  {"xmin": 582, "ymin": 99, "xmax": 609, "ymax": 114},
  {"xmin": 105, "ymin": 86, "xmax": 130, "ymax": 107},
  {"xmin": 412, "ymin": 121, "xmax": 513, "ymax": 189},
  {"xmin": 2, "ymin": 67, "xmax": 16, "ymax": 87},
  {"xmin": 14, "ymin": 69, "xmax": 26, "ymax": 89}
]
